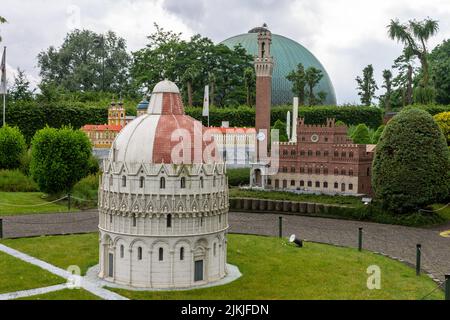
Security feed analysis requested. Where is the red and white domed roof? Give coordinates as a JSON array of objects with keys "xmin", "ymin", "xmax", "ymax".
[{"xmin": 111, "ymin": 80, "xmax": 218, "ymax": 164}]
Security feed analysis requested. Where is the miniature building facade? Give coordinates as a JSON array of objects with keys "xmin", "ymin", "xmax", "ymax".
[
  {"xmin": 266, "ymin": 118, "xmax": 374, "ymax": 195},
  {"xmin": 98, "ymin": 80, "xmax": 229, "ymax": 289}
]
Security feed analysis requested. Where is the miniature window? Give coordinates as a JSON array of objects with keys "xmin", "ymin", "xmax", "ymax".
[
  {"xmin": 307, "ymin": 181, "xmax": 312, "ymax": 187},
  {"xmin": 349, "ymin": 184, "xmax": 354, "ymax": 190},
  {"xmin": 214, "ymin": 243, "xmax": 217, "ymax": 256},
  {"xmin": 334, "ymin": 151, "xmax": 339, "ymax": 157},
  {"xmin": 334, "ymin": 168, "xmax": 339, "ymax": 175},
  {"xmin": 324, "ymin": 182, "xmax": 328, "ymax": 188},
  {"xmin": 300, "ymin": 167, "xmax": 305, "ymax": 173},
  {"xmin": 109, "ymin": 175, "xmax": 113, "ymax": 186},
  {"xmin": 349, "ymin": 169, "xmax": 354, "ymax": 176},
  {"xmin": 159, "ymin": 248, "xmax": 164, "ymax": 261},
  {"xmin": 367, "ymin": 167, "xmax": 370, "ymax": 176},
  {"xmin": 291, "ymin": 150, "xmax": 296, "ymax": 156},
  {"xmin": 181, "ymin": 177, "xmax": 186, "ymax": 189},
  {"xmin": 120, "ymin": 245, "xmax": 124, "ymax": 258},
  {"xmin": 180, "ymin": 247, "xmax": 184, "ymax": 261},
  {"xmin": 315, "ymin": 168, "xmax": 320, "ymax": 174},
  {"xmin": 132, "ymin": 216, "xmax": 137, "ymax": 227},
  {"xmin": 334, "ymin": 182, "xmax": 339, "ymax": 189},
  {"xmin": 139, "ymin": 176, "xmax": 145, "ymax": 188},
  {"xmin": 324, "ymin": 151, "xmax": 329, "ymax": 156},
  {"xmin": 300, "ymin": 180, "xmax": 305, "ymax": 187},
  {"xmin": 308, "ymin": 150, "xmax": 313, "ymax": 156},
  {"xmin": 213, "ymin": 176, "xmax": 216, "ymax": 187},
  {"xmin": 341, "ymin": 152, "xmax": 346, "ymax": 157},
  {"xmin": 160, "ymin": 177, "xmax": 166, "ymax": 189},
  {"xmin": 137, "ymin": 247, "xmax": 142, "ymax": 260},
  {"xmin": 200, "ymin": 177, "xmax": 204, "ymax": 188},
  {"xmin": 316, "ymin": 151, "xmax": 321, "ymax": 156},
  {"xmin": 300, "ymin": 150, "xmax": 305, "ymax": 156},
  {"xmin": 315, "ymin": 181, "xmax": 320, "ymax": 188},
  {"xmin": 324, "ymin": 168, "xmax": 329, "ymax": 175},
  {"xmin": 291, "ymin": 167, "xmax": 296, "ymax": 173},
  {"xmin": 349, "ymin": 152, "xmax": 354, "ymax": 158},
  {"xmin": 291, "ymin": 180, "xmax": 295, "ymax": 186},
  {"xmin": 268, "ymin": 179, "xmax": 272, "ymax": 185},
  {"xmin": 122, "ymin": 175, "xmax": 127, "ymax": 187},
  {"xmin": 341, "ymin": 169, "xmax": 346, "ymax": 175},
  {"xmin": 167, "ymin": 214, "xmax": 172, "ymax": 228}
]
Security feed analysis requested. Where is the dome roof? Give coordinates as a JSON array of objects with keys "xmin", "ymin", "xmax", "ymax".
[
  {"xmin": 112, "ymin": 80, "xmax": 218, "ymax": 164},
  {"xmin": 137, "ymin": 99, "xmax": 149, "ymax": 110},
  {"xmin": 220, "ymin": 31, "xmax": 337, "ymax": 105}
]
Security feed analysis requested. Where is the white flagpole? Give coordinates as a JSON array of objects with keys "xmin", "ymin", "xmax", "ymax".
[
  {"xmin": 1, "ymin": 46, "xmax": 5, "ymax": 127},
  {"xmin": 202, "ymin": 85, "xmax": 210, "ymax": 127}
]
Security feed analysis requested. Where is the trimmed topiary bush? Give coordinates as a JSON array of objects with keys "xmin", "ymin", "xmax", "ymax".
[
  {"xmin": 433, "ymin": 111, "xmax": 450, "ymax": 145},
  {"xmin": 0, "ymin": 125, "xmax": 26, "ymax": 170},
  {"xmin": 372, "ymin": 107, "xmax": 450, "ymax": 213},
  {"xmin": 30, "ymin": 126, "xmax": 92, "ymax": 194}
]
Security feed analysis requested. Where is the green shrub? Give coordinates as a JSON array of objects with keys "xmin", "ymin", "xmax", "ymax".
[
  {"xmin": 351, "ymin": 124, "xmax": 371, "ymax": 144},
  {"xmin": 372, "ymin": 125, "xmax": 385, "ymax": 144},
  {"xmin": 227, "ymin": 168, "xmax": 250, "ymax": 186},
  {"xmin": 372, "ymin": 107, "xmax": 450, "ymax": 213},
  {"xmin": 87, "ymin": 155, "xmax": 100, "ymax": 175},
  {"xmin": 0, "ymin": 125, "xmax": 26, "ymax": 170},
  {"xmin": 433, "ymin": 112, "xmax": 450, "ymax": 145},
  {"xmin": 0, "ymin": 170, "xmax": 39, "ymax": 192},
  {"xmin": 30, "ymin": 126, "xmax": 92, "ymax": 194},
  {"xmin": 272, "ymin": 120, "xmax": 288, "ymax": 142},
  {"xmin": 413, "ymin": 87, "xmax": 436, "ymax": 104},
  {"xmin": 71, "ymin": 174, "xmax": 99, "ymax": 209}
]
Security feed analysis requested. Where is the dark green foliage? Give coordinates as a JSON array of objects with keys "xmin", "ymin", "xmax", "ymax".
[
  {"xmin": 372, "ymin": 125, "xmax": 385, "ymax": 144},
  {"xmin": 30, "ymin": 127, "xmax": 92, "ymax": 194},
  {"xmin": 87, "ymin": 155, "xmax": 100, "ymax": 176},
  {"xmin": 0, "ymin": 170, "xmax": 39, "ymax": 192},
  {"xmin": 351, "ymin": 124, "xmax": 371, "ymax": 144},
  {"xmin": 227, "ymin": 168, "xmax": 250, "ymax": 187},
  {"xmin": 0, "ymin": 125, "xmax": 26, "ymax": 170},
  {"xmin": 413, "ymin": 86, "xmax": 436, "ymax": 104},
  {"xmin": 356, "ymin": 64, "xmax": 378, "ymax": 106},
  {"xmin": 8, "ymin": 68, "xmax": 35, "ymax": 102},
  {"xmin": 185, "ymin": 105, "xmax": 384, "ymax": 129},
  {"xmin": 372, "ymin": 108, "xmax": 450, "ymax": 213},
  {"xmin": 429, "ymin": 39, "xmax": 450, "ymax": 104}
]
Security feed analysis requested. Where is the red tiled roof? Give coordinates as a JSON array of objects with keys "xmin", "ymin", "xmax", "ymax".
[{"xmin": 81, "ymin": 124, "xmax": 123, "ymax": 131}]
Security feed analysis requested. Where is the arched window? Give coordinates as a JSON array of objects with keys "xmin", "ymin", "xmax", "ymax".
[
  {"xmin": 132, "ymin": 216, "xmax": 137, "ymax": 227},
  {"xmin": 324, "ymin": 150, "xmax": 329, "ymax": 157},
  {"xmin": 307, "ymin": 181, "xmax": 312, "ymax": 187},
  {"xmin": 308, "ymin": 150, "xmax": 313, "ymax": 156},
  {"xmin": 291, "ymin": 150, "xmax": 296, "ymax": 157},
  {"xmin": 139, "ymin": 176, "xmax": 145, "ymax": 188},
  {"xmin": 291, "ymin": 167, "xmax": 296, "ymax": 173},
  {"xmin": 334, "ymin": 182, "xmax": 339, "ymax": 189},
  {"xmin": 180, "ymin": 247, "xmax": 184, "ymax": 261},
  {"xmin": 349, "ymin": 184, "xmax": 354, "ymax": 190},
  {"xmin": 341, "ymin": 169, "xmax": 346, "ymax": 175},
  {"xmin": 120, "ymin": 245, "xmax": 124, "ymax": 258},
  {"xmin": 334, "ymin": 151, "xmax": 339, "ymax": 157},
  {"xmin": 341, "ymin": 151, "xmax": 346, "ymax": 158},
  {"xmin": 300, "ymin": 180, "xmax": 305, "ymax": 187},
  {"xmin": 213, "ymin": 176, "xmax": 216, "ymax": 187},
  {"xmin": 122, "ymin": 175, "xmax": 127, "ymax": 187},
  {"xmin": 324, "ymin": 182, "xmax": 328, "ymax": 188},
  {"xmin": 160, "ymin": 177, "xmax": 166, "ymax": 189},
  {"xmin": 349, "ymin": 151, "xmax": 354, "ymax": 158},
  {"xmin": 324, "ymin": 167, "xmax": 329, "ymax": 175},
  {"xmin": 180, "ymin": 177, "xmax": 186, "ymax": 189},
  {"xmin": 200, "ymin": 177, "xmax": 204, "ymax": 188},
  {"xmin": 214, "ymin": 243, "xmax": 217, "ymax": 256},
  {"xmin": 159, "ymin": 248, "xmax": 164, "ymax": 261},
  {"xmin": 167, "ymin": 214, "xmax": 172, "ymax": 228},
  {"xmin": 316, "ymin": 151, "xmax": 321, "ymax": 156},
  {"xmin": 334, "ymin": 168, "xmax": 339, "ymax": 175},
  {"xmin": 349, "ymin": 169, "xmax": 354, "ymax": 176},
  {"xmin": 137, "ymin": 247, "xmax": 142, "ymax": 260},
  {"xmin": 315, "ymin": 168, "xmax": 320, "ymax": 174},
  {"xmin": 315, "ymin": 181, "xmax": 320, "ymax": 188},
  {"xmin": 341, "ymin": 183, "xmax": 346, "ymax": 192},
  {"xmin": 367, "ymin": 167, "xmax": 370, "ymax": 176},
  {"xmin": 200, "ymin": 217, "xmax": 204, "ymax": 227},
  {"xmin": 290, "ymin": 180, "xmax": 296, "ymax": 186},
  {"xmin": 109, "ymin": 175, "xmax": 113, "ymax": 186}
]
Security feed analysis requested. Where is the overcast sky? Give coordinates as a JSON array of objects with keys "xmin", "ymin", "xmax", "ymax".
[{"xmin": 1, "ymin": 0, "xmax": 449, "ymax": 104}]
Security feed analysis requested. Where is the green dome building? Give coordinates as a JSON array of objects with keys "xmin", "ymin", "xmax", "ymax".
[{"xmin": 220, "ymin": 27, "xmax": 337, "ymax": 105}]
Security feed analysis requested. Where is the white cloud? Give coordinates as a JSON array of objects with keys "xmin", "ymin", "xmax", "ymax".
[{"xmin": 1, "ymin": 0, "xmax": 449, "ymax": 103}]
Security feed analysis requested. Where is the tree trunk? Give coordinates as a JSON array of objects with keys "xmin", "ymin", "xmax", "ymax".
[{"xmin": 420, "ymin": 55, "xmax": 429, "ymax": 87}]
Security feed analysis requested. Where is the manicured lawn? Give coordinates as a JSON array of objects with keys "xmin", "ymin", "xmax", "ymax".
[
  {"xmin": 229, "ymin": 187, "xmax": 364, "ymax": 207},
  {"xmin": 0, "ymin": 251, "xmax": 64, "ymax": 294},
  {"xmin": 1, "ymin": 233, "xmax": 442, "ymax": 300},
  {"xmin": 17, "ymin": 288, "xmax": 101, "ymax": 300},
  {"xmin": 0, "ymin": 233, "xmax": 99, "ymax": 275},
  {"xmin": 0, "ymin": 192, "xmax": 77, "ymax": 216}
]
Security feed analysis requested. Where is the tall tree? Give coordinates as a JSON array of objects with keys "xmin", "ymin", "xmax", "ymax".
[
  {"xmin": 356, "ymin": 64, "xmax": 378, "ymax": 106},
  {"xmin": 37, "ymin": 29, "xmax": 132, "ymax": 94},
  {"xmin": 391, "ymin": 54, "xmax": 416, "ymax": 107},
  {"xmin": 0, "ymin": 16, "xmax": 7, "ymax": 42},
  {"xmin": 305, "ymin": 67, "xmax": 324, "ymax": 106},
  {"xmin": 9, "ymin": 68, "xmax": 35, "ymax": 101},
  {"xmin": 387, "ymin": 18, "xmax": 439, "ymax": 88},
  {"xmin": 244, "ymin": 67, "xmax": 255, "ymax": 107},
  {"xmin": 429, "ymin": 39, "xmax": 450, "ymax": 104},
  {"xmin": 380, "ymin": 69, "xmax": 393, "ymax": 112},
  {"xmin": 286, "ymin": 63, "xmax": 306, "ymax": 105},
  {"xmin": 132, "ymin": 25, "xmax": 253, "ymax": 107}
]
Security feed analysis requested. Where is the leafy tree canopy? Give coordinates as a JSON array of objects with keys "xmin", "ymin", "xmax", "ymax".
[{"xmin": 429, "ymin": 39, "xmax": 450, "ymax": 105}]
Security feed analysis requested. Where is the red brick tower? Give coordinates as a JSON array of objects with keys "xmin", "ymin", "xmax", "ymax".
[{"xmin": 254, "ymin": 24, "xmax": 274, "ymax": 159}]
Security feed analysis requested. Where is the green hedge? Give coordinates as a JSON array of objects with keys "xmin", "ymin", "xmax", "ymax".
[
  {"xmin": 1, "ymin": 101, "xmax": 108, "ymax": 142},
  {"xmin": 186, "ymin": 105, "xmax": 384, "ymax": 129}
]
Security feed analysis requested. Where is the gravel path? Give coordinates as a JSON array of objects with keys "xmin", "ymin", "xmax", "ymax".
[{"xmin": 1, "ymin": 210, "xmax": 449, "ymax": 281}]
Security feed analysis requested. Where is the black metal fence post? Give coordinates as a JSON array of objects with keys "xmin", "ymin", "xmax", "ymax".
[
  {"xmin": 445, "ymin": 275, "xmax": 450, "ymax": 301},
  {"xmin": 278, "ymin": 216, "xmax": 282, "ymax": 238},
  {"xmin": 358, "ymin": 227, "xmax": 363, "ymax": 251},
  {"xmin": 416, "ymin": 244, "xmax": 421, "ymax": 276}
]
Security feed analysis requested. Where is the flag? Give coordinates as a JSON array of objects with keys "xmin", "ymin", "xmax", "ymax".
[
  {"xmin": 202, "ymin": 85, "xmax": 209, "ymax": 117},
  {"xmin": 0, "ymin": 47, "xmax": 5, "ymax": 95}
]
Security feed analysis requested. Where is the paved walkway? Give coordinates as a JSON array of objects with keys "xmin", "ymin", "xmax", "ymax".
[
  {"xmin": 0, "ymin": 244, "xmax": 128, "ymax": 300},
  {"xmin": 1, "ymin": 210, "xmax": 449, "ymax": 282}
]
